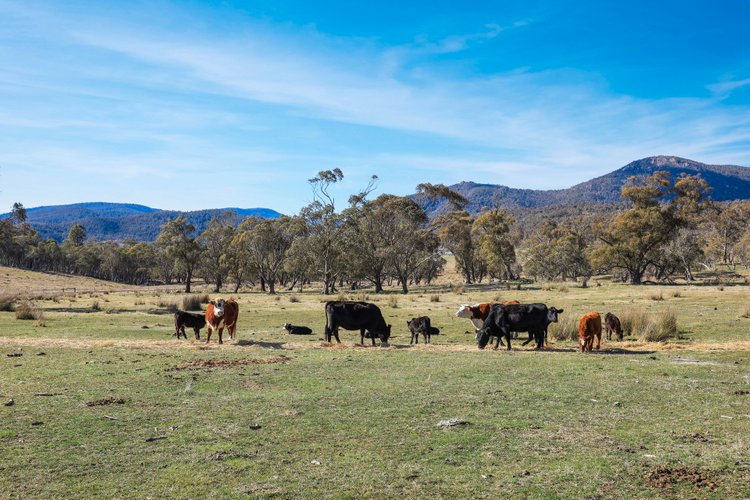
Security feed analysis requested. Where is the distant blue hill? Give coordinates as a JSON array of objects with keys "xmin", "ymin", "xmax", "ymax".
[{"xmin": 2, "ymin": 202, "xmax": 282, "ymax": 242}]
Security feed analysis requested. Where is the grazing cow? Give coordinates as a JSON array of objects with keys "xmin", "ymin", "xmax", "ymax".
[
  {"xmin": 477, "ymin": 303, "xmax": 564, "ymax": 350},
  {"xmin": 283, "ymin": 323, "xmax": 313, "ymax": 335},
  {"xmin": 205, "ymin": 298, "xmax": 239, "ymax": 344},
  {"xmin": 324, "ymin": 301, "xmax": 391, "ymax": 346},
  {"xmin": 604, "ymin": 312, "xmax": 623, "ymax": 341},
  {"xmin": 456, "ymin": 301, "xmax": 522, "ymax": 346},
  {"xmin": 407, "ymin": 316, "xmax": 439, "ymax": 344},
  {"xmin": 174, "ymin": 310, "xmax": 206, "ymax": 340},
  {"xmin": 578, "ymin": 312, "xmax": 602, "ymax": 352},
  {"xmin": 456, "ymin": 301, "xmax": 521, "ymax": 329}
]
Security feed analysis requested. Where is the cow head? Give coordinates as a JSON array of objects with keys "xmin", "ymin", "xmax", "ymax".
[
  {"xmin": 547, "ymin": 307, "xmax": 564, "ymax": 323},
  {"xmin": 211, "ymin": 299, "xmax": 226, "ymax": 317},
  {"xmin": 476, "ymin": 328, "xmax": 491, "ymax": 349},
  {"xmin": 455, "ymin": 305, "xmax": 473, "ymax": 319},
  {"xmin": 378, "ymin": 324, "xmax": 392, "ymax": 345},
  {"xmin": 282, "ymin": 323, "xmax": 292, "ymax": 332}
]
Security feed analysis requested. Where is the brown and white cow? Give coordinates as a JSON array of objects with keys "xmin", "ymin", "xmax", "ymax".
[
  {"xmin": 205, "ymin": 298, "xmax": 239, "ymax": 344},
  {"xmin": 456, "ymin": 301, "xmax": 521, "ymax": 329},
  {"xmin": 578, "ymin": 312, "xmax": 602, "ymax": 352}
]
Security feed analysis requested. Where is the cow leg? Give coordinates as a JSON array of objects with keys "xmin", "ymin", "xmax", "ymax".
[
  {"xmin": 206, "ymin": 327, "xmax": 212, "ymax": 344},
  {"xmin": 535, "ymin": 330, "xmax": 545, "ymax": 350},
  {"xmin": 521, "ymin": 332, "xmax": 533, "ymax": 346},
  {"xmin": 595, "ymin": 332, "xmax": 601, "ymax": 350},
  {"xmin": 218, "ymin": 327, "xmax": 224, "ymax": 344},
  {"xmin": 425, "ymin": 332, "xmax": 429, "ymax": 344},
  {"xmin": 334, "ymin": 328, "xmax": 341, "ymax": 344},
  {"xmin": 360, "ymin": 329, "xmax": 366, "ymax": 345},
  {"xmin": 194, "ymin": 327, "xmax": 200, "ymax": 340},
  {"xmin": 503, "ymin": 329, "xmax": 512, "ymax": 351}
]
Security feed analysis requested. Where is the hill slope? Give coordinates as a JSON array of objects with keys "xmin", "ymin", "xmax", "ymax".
[
  {"xmin": 3, "ymin": 203, "xmax": 282, "ymax": 242},
  {"xmin": 420, "ymin": 156, "xmax": 750, "ymax": 216}
]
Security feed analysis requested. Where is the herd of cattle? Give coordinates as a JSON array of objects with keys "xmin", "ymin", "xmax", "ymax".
[{"xmin": 173, "ymin": 299, "xmax": 625, "ymax": 352}]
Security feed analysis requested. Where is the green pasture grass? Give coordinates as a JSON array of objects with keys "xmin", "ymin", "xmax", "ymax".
[
  {"xmin": 1, "ymin": 345, "xmax": 749, "ymax": 497},
  {"xmin": 2, "ymin": 266, "xmax": 750, "ymax": 496}
]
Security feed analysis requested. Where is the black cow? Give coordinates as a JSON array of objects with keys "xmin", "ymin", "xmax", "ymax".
[
  {"xmin": 477, "ymin": 303, "xmax": 564, "ymax": 350},
  {"xmin": 407, "ymin": 316, "xmax": 439, "ymax": 344},
  {"xmin": 604, "ymin": 312, "xmax": 623, "ymax": 341},
  {"xmin": 324, "ymin": 301, "xmax": 391, "ymax": 345},
  {"xmin": 283, "ymin": 323, "xmax": 313, "ymax": 335},
  {"xmin": 174, "ymin": 310, "xmax": 206, "ymax": 340}
]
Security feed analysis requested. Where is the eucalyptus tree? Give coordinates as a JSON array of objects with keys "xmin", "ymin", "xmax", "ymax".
[{"xmin": 156, "ymin": 216, "xmax": 202, "ymax": 292}]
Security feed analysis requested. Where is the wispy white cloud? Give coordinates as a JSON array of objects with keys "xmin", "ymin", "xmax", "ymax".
[{"xmin": 0, "ymin": 1, "xmax": 749, "ymax": 213}]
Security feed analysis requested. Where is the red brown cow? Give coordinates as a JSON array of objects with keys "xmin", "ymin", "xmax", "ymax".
[
  {"xmin": 205, "ymin": 298, "xmax": 239, "ymax": 344},
  {"xmin": 578, "ymin": 312, "xmax": 602, "ymax": 352}
]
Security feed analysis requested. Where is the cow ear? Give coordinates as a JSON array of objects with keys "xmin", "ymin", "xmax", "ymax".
[{"xmin": 557, "ymin": 309, "xmax": 564, "ymax": 314}]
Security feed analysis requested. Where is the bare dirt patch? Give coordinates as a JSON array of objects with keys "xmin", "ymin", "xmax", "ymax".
[
  {"xmin": 646, "ymin": 465, "xmax": 720, "ymax": 490},
  {"xmin": 172, "ymin": 355, "xmax": 291, "ymax": 370},
  {"xmin": 85, "ymin": 397, "xmax": 125, "ymax": 407}
]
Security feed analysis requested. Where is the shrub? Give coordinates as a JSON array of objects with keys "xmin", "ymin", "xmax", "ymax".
[
  {"xmin": 288, "ymin": 295, "xmax": 300, "ymax": 303},
  {"xmin": 182, "ymin": 295, "xmax": 203, "ymax": 311},
  {"xmin": 430, "ymin": 294, "xmax": 440, "ymax": 303},
  {"xmin": 387, "ymin": 296, "xmax": 399, "ymax": 309},
  {"xmin": 0, "ymin": 294, "xmax": 16, "ymax": 312},
  {"xmin": 549, "ymin": 314, "xmax": 578, "ymax": 341},
  {"xmin": 15, "ymin": 301, "xmax": 35, "ymax": 320}
]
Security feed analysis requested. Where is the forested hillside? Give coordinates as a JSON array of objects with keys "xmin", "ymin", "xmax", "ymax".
[
  {"xmin": 0, "ymin": 203, "xmax": 281, "ymax": 242},
  {"xmin": 419, "ymin": 156, "xmax": 750, "ymax": 216}
]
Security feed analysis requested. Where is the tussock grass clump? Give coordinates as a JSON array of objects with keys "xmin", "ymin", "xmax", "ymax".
[
  {"xmin": 198, "ymin": 294, "xmax": 210, "ymax": 304},
  {"xmin": 15, "ymin": 301, "xmax": 36, "ymax": 320},
  {"xmin": 336, "ymin": 292, "xmax": 348, "ymax": 302},
  {"xmin": 739, "ymin": 305, "xmax": 750, "ymax": 319},
  {"xmin": 430, "ymin": 294, "xmax": 440, "ymax": 303},
  {"xmin": 621, "ymin": 308, "xmax": 677, "ymax": 342},
  {"xmin": 672, "ymin": 290, "xmax": 683, "ymax": 298},
  {"xmin": 156, "ymin": 299, "xmax": 177, "ymax": 312},
  {"xmin": 557, "ymin": 285, "xmax": 569, "ymax": 293},
  {"xmin": 387, "ymin": 296, "xmax": 399, "ymax": 309},
  {"xmin": 357, "ymin": 293, "xmax": 370, "ymax": 302},
  {"xmin": 650, "ymin": 291, "xmax": 665, "ymax": 301},
  {"xmin": 91, "ymin": 301, "xmax": 101, "ymax": 311},
  {"xmin": 34, "ymin": 311, "xmax": 46, "ymax": 327},
  {"xmin": 0, "ymin": 294, "xmax": 16, "ymax": 312},
  {"xmin": 549, "ymin": 314, "xmax": 578, "ymax": 341},
  {"xmin": 288, "ymin": 295, "xmax": 300, "ymax": 303},
  {"xmin": 182, "ymin": 295, "xmax": 204, "ymax": 311},
  {"xmin": 134, "ymin": 299, "xmax": 145, "ymax": 306},
  {"xmin": 451, "ymin": 283, "xmax": 466, "ymax": 295}
]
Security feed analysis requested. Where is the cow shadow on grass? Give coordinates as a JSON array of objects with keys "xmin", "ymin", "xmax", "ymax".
[
  {"xmin": 540, "ymin": 346, "xmax": 657, "ymax": 355},
  {"xmin": 235, "ymin": 339, "xmax": 287, "ymax": 350}
]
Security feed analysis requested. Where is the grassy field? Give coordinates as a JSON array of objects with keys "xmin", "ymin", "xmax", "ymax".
[{"xmin": 2, "ymin": 266, "xmax": 750, "ymax": 497}]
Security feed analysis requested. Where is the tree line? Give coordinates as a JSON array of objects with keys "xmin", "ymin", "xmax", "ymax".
[{"xmin": 2, "ymin": 170, "xmax": 750, "ymax": 292}]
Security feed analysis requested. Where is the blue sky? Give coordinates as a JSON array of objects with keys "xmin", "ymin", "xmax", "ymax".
[{"xmin": 1, "ymin": 0, "xmax": 750, "ymax": 214}]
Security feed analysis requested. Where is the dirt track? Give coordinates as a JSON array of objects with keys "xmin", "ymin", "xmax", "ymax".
[{"xmin": 2, "ymin": 336, "xmax": 750, "ymax": 353}]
